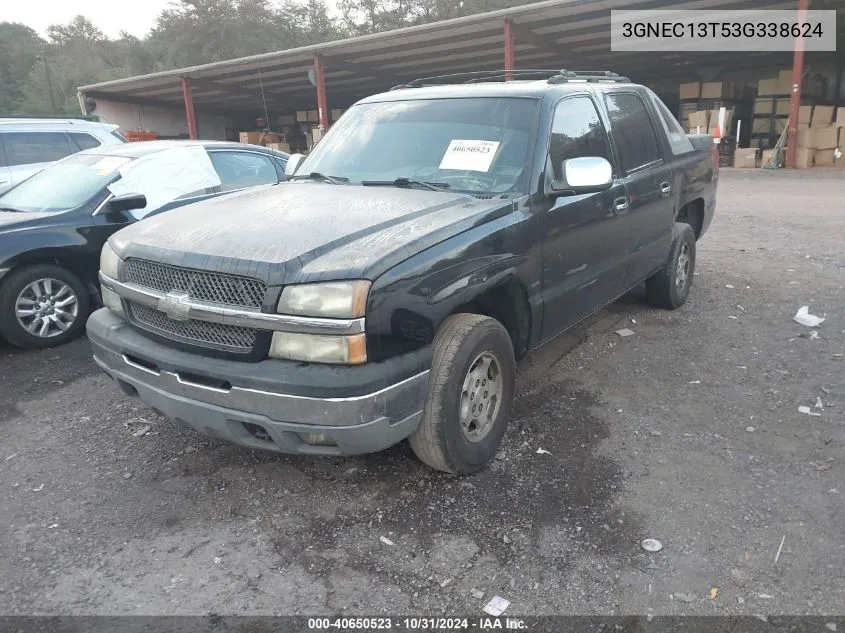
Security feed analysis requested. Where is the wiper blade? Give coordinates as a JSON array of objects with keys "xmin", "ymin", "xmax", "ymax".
[
  {"xmin": 362, "ymin": 177, "xmax": 450, "ymax": 192},
  {"xmin": 289, "ymin": 172, "xmax": 348, "ymax": 185},
  {"xmin": 0, "ymin": 206, "xmax": 24, "ymax": 213}
]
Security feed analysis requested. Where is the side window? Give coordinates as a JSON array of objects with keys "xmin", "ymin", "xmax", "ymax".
[
  {"xmin": 646, "ymin": 89, "xmax": 695, "ymax": 155},
  {"xmin": 208, "ymin": 151, "xmax": 279, "ymax": 191},
  {"xmin": 603, "ymin": 93, "xmax": 661, "ymax": 173},
  {"xmin": 549, "ymin": 96, "xmax": 613, "ymax": 180},
  {"xmin": 4, "ymin": 132, "xmax": 73, "ymax": 167},
  {"xmin": 69, "ymin": 132, "xmax": 102, "ymax": 151}
]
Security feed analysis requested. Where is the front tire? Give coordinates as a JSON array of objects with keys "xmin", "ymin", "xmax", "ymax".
[
  {"xmin": 646, "ymin": 223, "xmax": 696, "ymax": 310},
  {"xmin": 0, "ymin": 264, "xmax": 89, "ymax": 348},
  {"xmin": 410, "ymin": 314, "xmax": 516, "ymax": 474}
]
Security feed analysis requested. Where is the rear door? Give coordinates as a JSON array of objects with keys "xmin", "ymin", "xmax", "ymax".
[
  {"xmin": 538, "ymin": 94, "xmax": 630, "ymax": 341},
  {"xmin": 602, "ymin": 91, "xmax": 675, "ymax": 286},
  {"xmin": 3, "ymin": 132, "xmax": 77, "ymax": 189}
]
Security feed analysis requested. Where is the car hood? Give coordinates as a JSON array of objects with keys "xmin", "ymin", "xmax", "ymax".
[{"xmin": 109, "ymin": 183, "xmax": 514, "ymax": 285}]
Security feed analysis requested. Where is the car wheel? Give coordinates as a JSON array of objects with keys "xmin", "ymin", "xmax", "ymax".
[
  {"xmin": 0, "ymin": 264, "xmax": 90, "ymax": 349},
  {"xmin": 409, "ymin": 313, "xmax": 515, "ymax": 474},
  {"xmin": 646, "ymin": 222, "xmax": 697, "ymax": 310}
]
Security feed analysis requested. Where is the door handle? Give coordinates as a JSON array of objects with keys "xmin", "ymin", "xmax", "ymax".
[
  {"xmin": 660, "ymin": 182, "xmax": 672, "ymax": 194},
  {"xmin": 614, "ymin": 196, "xmax": 629, "ymax": 211}
]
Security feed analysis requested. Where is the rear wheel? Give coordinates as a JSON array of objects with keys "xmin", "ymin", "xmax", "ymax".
[
  {"xmin": 410, "ymin": 314, "xmax": 515, "ymax": 474},
  {"xmin": 646, "ymin": 223, "xmax": 696, "ymax": 310},
  {"xmin": 0, "ymin": 264, "xmax": 89, "ymax": 348}
]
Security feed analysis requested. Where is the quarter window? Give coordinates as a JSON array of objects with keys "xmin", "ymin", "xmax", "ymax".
[
  {"xmin": 69, "ymin": 132, "xmax": 102, "ymax": 151},
  {"xmin": 603, "ymin": 93, "xmax": 661, "ymax": 172},
  {"xmin": 209, "ymin": 151, "xmax": 279, "ymax": 191}
]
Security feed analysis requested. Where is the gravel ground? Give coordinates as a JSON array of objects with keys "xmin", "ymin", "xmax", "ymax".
[{"xmin": 1, "ymin": 168, "xmax": 843, "ymax": 616}]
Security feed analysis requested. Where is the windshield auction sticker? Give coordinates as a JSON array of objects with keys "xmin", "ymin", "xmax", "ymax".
[{"xmin": 439, "ymin": 140, "xmax": 500, "ymax": 172}]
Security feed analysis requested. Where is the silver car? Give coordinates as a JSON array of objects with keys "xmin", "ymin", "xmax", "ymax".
[{"xmin": 0, "ymin": 119, "xmax": 126, "ymax": 194}]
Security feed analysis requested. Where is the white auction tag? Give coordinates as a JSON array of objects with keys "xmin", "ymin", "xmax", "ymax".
[{"xmin": 438, "ymin": 140, "xmax": 500, "ymax": 172}]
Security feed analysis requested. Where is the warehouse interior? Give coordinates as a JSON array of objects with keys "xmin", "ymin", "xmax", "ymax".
[{"xmin": 78, "ymin": 0, "xmax": 845, "ymax": 168}]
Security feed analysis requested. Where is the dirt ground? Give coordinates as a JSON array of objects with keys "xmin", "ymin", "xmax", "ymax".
[{"xmin": 1, "ymin": 169, "xmax": 843, "ymax": 617}]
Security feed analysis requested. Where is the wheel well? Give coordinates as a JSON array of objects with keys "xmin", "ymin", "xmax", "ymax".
[
  {"xmin": 2, "ymin": 255, "xmax": 98, "ymax": 302},
  {"xmin": 677, "ymin": 198, "xmax": 704, "ymax": 240},
  {"xmin": 452, "ymin": 282, "xmax": 531, "ymax": 360}
]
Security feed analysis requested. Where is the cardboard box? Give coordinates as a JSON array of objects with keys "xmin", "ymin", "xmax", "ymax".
[
  {"xmin": 795, "ymin": 148, "xmax": 814, "ymax": 169},
  {"xmin": 775, "ymin": 99, "xmax": 791, "ymax": 116},
  {"xmin": 774, "ymin": 118, "xmax": 787, "ymax": 135},
  {"xmin": 753, "ymin": 98, "xmax": 773, "ymax": 116},
  {"xmin": 757, "ymin": 77, "xmax": 780, "ymax": 96},
  {"xmin": 311, "ymin": 127, "xmax": 324, "ymax": 143},
  {"xmin": 835, "ymin": 108, "xmax": 845, "ymax": 127},
  {"xmin": 679, "ymin": 82, "xmax": 700, "ymax": 100},
  {"xmin": 777, "ymin": 69, "xmax": 794, "ymax": 95},
  {"xmin": 296, "ymin": 111, "xmax": 309, "ymax": 122},
  {"xmin": 278, "ymin": 114, "xmax": 295, "ymax": 125},
  {"xmin": 813, "ymin": 148, "xmax": 836, "ymax": 166},
  {"xmin": 811, "ymin": 126, "xmax": 839, "ymax": 150},
  {"xmin": 688, "ymin": 110, "xmax": 709, "ymax": 130},
  {"xmin": 733, "ymin": 148, "xmax": 759, "ymax": 168},
  {"xmin": 812, "ymin": 106, "xmax": 834, "ymax": 127},
  {"xmin": 239, "ymin": 131, "xmax": 261, "ymax": 144},
  {"xmin": 265, "ymin": 142, "xmax": 291, "ymax": 153},
  {"xmin": 760, "ymin": 149, "xmax": 776, "ymax": 167},
  {"xmin": 701, "ymin": 81, "xmax": 732, "ymax": 99},
  {"xmin": 799, "ymin": 105, "xmax": 814, "ymax": 125},
  {"xmin": 797, "ymin": 127, "xmax": 813, "ymax": 148},
  {"xmin": 752, "ymin": 118, "xmax": 771, "ymax": 134},
  {"xmin": 307, "ymin": 110, "xmax": 319, "ymax": 123},
  {"xmin": 258, "ymin": 132, "xmax": 281, "ymax": 146}
]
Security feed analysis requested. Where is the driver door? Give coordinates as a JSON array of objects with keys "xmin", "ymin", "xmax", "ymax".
[{"xmin": 536, "ymin": 94, "xmax": 629, "ymax": 342}]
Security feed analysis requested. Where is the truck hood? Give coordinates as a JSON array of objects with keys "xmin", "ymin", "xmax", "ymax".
[{"xmin": 110, "ymin": 183, "xmax": 514, "ymax": 285}]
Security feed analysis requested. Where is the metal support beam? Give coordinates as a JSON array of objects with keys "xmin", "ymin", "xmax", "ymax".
[
  {"xmin": 181, "ymin": 77, "xmax": 198, "ymax": 140},
  {"xmin": 504, "ymin": 19, "xmax": 515, "ymax": 81},
  {"xmin": 314, "ymin": 54, "xmax": 329, "ymax": 132},
  {"xmin": 785, "ymin": 0, "xmax": 808, "ymax": 169}
]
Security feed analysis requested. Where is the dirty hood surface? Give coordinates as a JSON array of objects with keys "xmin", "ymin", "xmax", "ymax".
[{"xmin": 110, "ymin": 182, "xmax": 510, "ymax": 285}]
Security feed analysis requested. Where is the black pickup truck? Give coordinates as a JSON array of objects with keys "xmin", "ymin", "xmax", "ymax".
[{"xmin": 88, "ymin": 70, "xmax": 718, "ymax": 474}]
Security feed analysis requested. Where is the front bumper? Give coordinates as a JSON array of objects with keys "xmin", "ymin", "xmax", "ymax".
[{"xmin": 87, "ymin": 309, "xmax": 431, "ymax": 456}]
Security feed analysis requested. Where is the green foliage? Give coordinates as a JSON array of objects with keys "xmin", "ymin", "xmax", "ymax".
[{"xmin": 0, "ymin": 0, "xmax": 529, "ymax": 117}]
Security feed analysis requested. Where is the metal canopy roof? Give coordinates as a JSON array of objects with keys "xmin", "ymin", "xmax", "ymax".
[{"xmin": 79, "ymin": 0, "xmax": 836, "ymax": 116}]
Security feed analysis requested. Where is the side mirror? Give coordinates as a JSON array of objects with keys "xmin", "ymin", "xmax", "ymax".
[
  {"xmin": 549, "ymin": 156, "xmax": 613, "ymax": 197},
  {"xmin": 109, "ymin": 193, "xmax": 147, "ymax": 213},
  {"xmin": 284, "ymin": 153, "xmax": 305, "ymax": 177}
]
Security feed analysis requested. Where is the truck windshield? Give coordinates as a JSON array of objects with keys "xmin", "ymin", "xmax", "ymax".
[
  {"xmin": 0, "ymin": 154, "xmax": 130, "ymax": 213},
  {"xmin": 298, "ymin": 97, "xmax": 539, "ymax": 196}
]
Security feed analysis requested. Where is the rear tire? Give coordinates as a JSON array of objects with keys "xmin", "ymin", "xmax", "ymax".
[
  {"xmin": 0, "ymin": 264, "xmax": 89, "ymax": 348},
  {"xmin": 646, "ymin": 223, "xmax": 696, "ymax": 310},
  {"xmin": 410, "ymin": 314, "xmax": 515, "ymax": 475}
]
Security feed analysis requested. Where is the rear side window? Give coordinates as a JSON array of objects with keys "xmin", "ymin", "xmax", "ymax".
[
  {"xmin": 549, "ymin": 96, "xmax": 613, "ymax": 180},
  {"xmin": 646, "ymin": 89, "xmax": 695, "ymax": 155},
  {"xmin": 69, "ymin": 132, "xmax": 102, "ymax": 151},
  {"xmin": 3, "ymin": 132, "xmax": 73, "ymax": 167},
  {"xmin": 603, "ymin": 93, "xmax": 661, "ymax": 173}
]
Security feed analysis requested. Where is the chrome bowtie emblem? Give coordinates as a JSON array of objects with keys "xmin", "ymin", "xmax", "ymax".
[{"xmin": 159, "ymin": 291, "xmax": 191, "ymax": 321}]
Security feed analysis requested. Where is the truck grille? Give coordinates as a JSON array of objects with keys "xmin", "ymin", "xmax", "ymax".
[
  {"xmin": 125, "ymin": 259, "xmax": 266, "ymax": 308},
  {"xmin": 127, "ymin": 302, "xmax": 257, "ymax": 353}
]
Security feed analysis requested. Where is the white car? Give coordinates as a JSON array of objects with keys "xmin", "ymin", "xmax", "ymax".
[{"xmin": 0, "ymin": 119, "xmax": 126, "ymax": 194}]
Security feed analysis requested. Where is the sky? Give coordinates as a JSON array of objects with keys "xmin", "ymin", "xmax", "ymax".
[{"xmin": 4, "ymin": 0, "xmax": 178, "ymax": 38}]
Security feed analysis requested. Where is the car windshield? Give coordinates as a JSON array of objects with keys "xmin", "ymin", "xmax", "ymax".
[
  {"xmin": 0, "ymin": 153, "xmax": 131, "ymax": 213},
  {"xmin": 297, "ymin": 97, "xmax": 539, "ymax": 196}
]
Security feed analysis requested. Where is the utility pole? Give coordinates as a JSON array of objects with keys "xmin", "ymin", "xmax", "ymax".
[{"xmin": 43, "ymin": 53, "xmax": 57, "ymax": 115}]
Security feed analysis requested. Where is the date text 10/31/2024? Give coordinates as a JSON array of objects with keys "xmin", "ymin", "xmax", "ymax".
[{"xmin": 307, "ymin": 617, "xmax": 528, "ymax": 630}]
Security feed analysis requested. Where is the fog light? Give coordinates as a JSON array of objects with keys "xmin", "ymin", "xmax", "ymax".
[
  {"xmin": 101, "ymin": 286, "xmax": 125, "ymax": 318},
  {"xmin": 298, "ymin": 433, "xmax": 337, "ymax": 446},
  {"xmin": 269, "ymin": 332, "xmax": 366, "ymax": 364}
]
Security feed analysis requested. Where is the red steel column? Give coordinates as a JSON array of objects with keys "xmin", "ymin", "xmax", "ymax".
[
  {"xmin": 785, "ymin": 0, "xmax": 809, "ymax": 169},
  {"xmin": 504, "ymin": 19, "xmax": 515, "ymax": 81},
  {"xmin": 314, "ymin": 54, "xmax": 329, "ymax": 132},
  {"xmin": 181, "ymin": 77, "xmax": 198, "ymax": 140}
]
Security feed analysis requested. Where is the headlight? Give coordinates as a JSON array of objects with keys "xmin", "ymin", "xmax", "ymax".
[
  {"xmin": 101, "ymin": 286, "xmax": 125, "ymax": 318},
  {"xmin": 100, "ymin": 242, "xmax": 121, "ymax": 279},
  {"xmin": 269, "ymin": 332, "xmax": 366, "ymax": 364},
  {"xmin": 277, "ymin": 280, "xmax": 370, "ymax": 318}
]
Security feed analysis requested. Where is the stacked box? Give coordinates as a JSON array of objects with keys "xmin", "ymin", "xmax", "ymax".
[
  {"xmin": 757, "ymin": 77, "xmax": 779, "ymax": 96},
  {"xmin": 701, "ymin": 81, "xmax": 736, "ymax": 99},
  {"xmin": 688, "ymin": 110, "xmax": 708, "ymax": 131},
  {"xmin": 239, "ymin": 131, "xmax": 261, "ymax": 144},
  {"xmin": 296, "ymin": 111, "xmax": 309, "ymax": 122},
  {"xmin": 679, "ymin": 82, "xmax": 700, "ymax": 99},
  {"xmin": 812, "ymin": 106, "xmax": 835, "ymax": 127},
  {"xmin": 795, "ymin": 148, "xmax": 814, "ymax": 168},
  {"xmin": 733, "ymin": 148, "xmax": 759, "ymax": 168}
]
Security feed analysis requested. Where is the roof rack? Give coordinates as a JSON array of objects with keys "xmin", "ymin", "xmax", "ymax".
[{"xmin": 390, "ymin": 69, "xmax": 629, "ymax": 90}]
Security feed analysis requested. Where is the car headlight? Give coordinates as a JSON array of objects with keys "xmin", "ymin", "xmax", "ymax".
[
  {"xmin": 277, "ymin": 280, "xmax": 370, "ymax": 318},
  {"xmin": 269, "ymin": 332, "xmax": 366, "ymax": 364},
  {"xmin": 100, "ymin": 242, "xmax": 121, "ymax": 279}
]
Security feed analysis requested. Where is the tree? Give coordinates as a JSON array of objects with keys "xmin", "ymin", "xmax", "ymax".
[{"xmin": 0, "ymin": 23, "xmax": 45, "ymax": 115}]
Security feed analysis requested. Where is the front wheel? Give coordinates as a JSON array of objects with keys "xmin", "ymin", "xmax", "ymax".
[
  {"xmin": 409, "ymin": 314, "xmax": 516, "ymax": 474},
  {"xmin": 646, "ymin": 223, "xmax": 696, "ymax": 310},
  {"xmin": 0, "ymin": 264, "xmax": 90, "ymax": 348}
]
